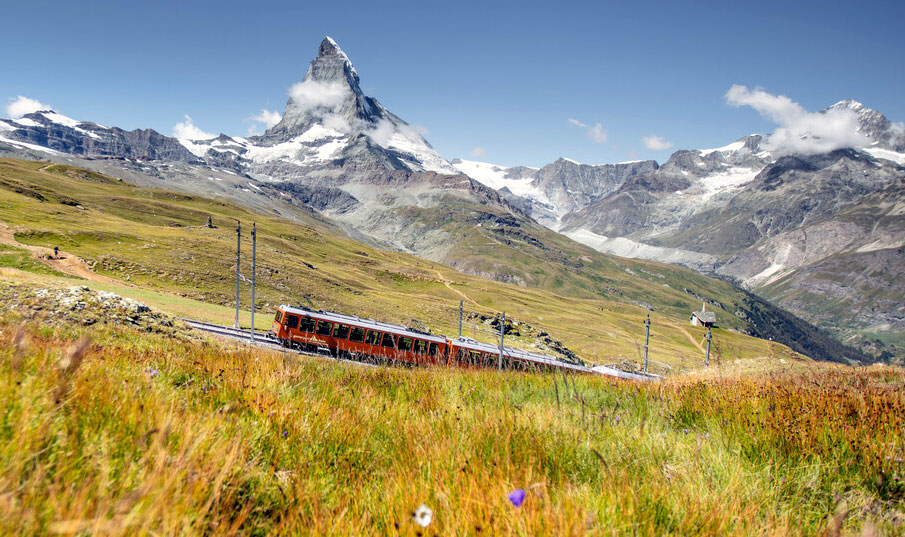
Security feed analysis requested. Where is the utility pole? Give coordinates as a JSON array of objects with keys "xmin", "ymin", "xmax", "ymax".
[
  {"xmin": 498, "ymin": 312, "xmax": 505, "ymax": 371},
  {"xmin": 458, "ymin": 300, "xmax": 463, "ymax": 339},
  {"xmin": 250, "ymin": 223, "xmax": 256, "ymax": 341},
  {"xmin": 643, "ymin": 314, "xmax": 651, "ymax": 373},
  {"xmin": 234, "ymin": 220, "xmax": 241, "ymax": 329},
  {"xmin": 705, "ymin": 326, "xmax": 712, "ymax": 367}
]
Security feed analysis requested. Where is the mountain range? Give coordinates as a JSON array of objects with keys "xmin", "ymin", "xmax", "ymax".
[
  {"xmin": 453, "ymin": 101, "xmax": 905, "ymax": 359},
  {"xmin": 1, "ymin": 36, "xmax": 901, "ymax": 360}
]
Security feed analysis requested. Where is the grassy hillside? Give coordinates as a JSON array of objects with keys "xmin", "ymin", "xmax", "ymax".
[
  {"xmin": 0, "ymin": 158, "xmax": 809, "ymax": 372},
  {"xmin": 0, "ymin": 158, "xmax": 860, "ymax": 369},
  {"xmin": 1, "ymin": 304, "xmax": 902, "ymax": 536}
]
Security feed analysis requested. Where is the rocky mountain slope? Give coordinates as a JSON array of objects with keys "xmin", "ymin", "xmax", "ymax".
[{"xmin": 454, "ymin": 102, "xmax": 905, "ymax": 357}]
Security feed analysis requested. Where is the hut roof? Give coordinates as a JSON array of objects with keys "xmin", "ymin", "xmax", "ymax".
[{"xmin": 692, "ymin": 311, "xmax": 717, "ymax": 324}]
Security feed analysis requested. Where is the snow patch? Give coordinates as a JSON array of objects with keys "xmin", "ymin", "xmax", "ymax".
[
  {"xmin": 452, "ymin": 159, "xmax": 550, "ymax": 204},
  {"xmin": 378, "ymin": 124, "xmax": 457, "ymax": 174},
  {"xmin": 41, "ymin": 111, "xmax": 80, "ymax": 128},
  {"xmin": 696, "ymin": 166, "xmax": 760, "ymax": 202},
  {"xmin": 178, "ymin": 139, "xmax": 211, "ymax": 158},
  {"xmin": 564, "ymin": 228, "xmax": 717, "ymax": 268},
  {"xmin": 11, "ymin": 118, "xmax": 40, "ymax": 127},
  {"xmin": 699, "ymin": 140, "xmax": 745, "ymax": 157},
  {"xmin": 0, "ymin": 135, "xmax": 61, "ymax": 155},
  {"xmin": 863, "ymin": 147, "xmax": 905, "ymax": 165},
  {"xmin": 745, "ymin": 262, "xmax": 786, "ymax": 287}
]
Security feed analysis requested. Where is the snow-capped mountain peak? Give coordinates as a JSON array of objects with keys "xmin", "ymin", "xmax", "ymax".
[
  {"xmin": 259, "ymin": 36, "xmax": 456, "ymax": 174},
  {"xmin": 321, "ymin": 36, "xmax": 358, "ymax": 79},
  {"xmin": 825, "ymin": 99, "xmax": 905, "ymax": 152}
]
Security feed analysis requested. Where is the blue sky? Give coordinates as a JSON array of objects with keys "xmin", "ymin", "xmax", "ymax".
[{"xmin": 1, "ymin": 0, "xmax": 903, "ymax": 167}]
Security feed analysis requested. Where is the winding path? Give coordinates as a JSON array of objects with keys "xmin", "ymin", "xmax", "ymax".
[
  {"xmin": 0, "ymin": 221, "xmax": 123, "ymax": 285},
  {"xmin": 432, "ymin": 269, "xmax": 479, "ymax": 306}
]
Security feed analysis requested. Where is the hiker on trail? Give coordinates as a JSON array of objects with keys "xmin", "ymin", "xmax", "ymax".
[{"xmin": 53, "ymin": 246, "xmax": 59, "ymax": 259}]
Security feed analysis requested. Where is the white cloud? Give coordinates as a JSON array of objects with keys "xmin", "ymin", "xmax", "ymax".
[
  {"xmin": 471, "ymin": 146, "xmax": 486, "ymax": 157},
  {"xmin": 247, "ymin": 109, "xmax": 282, "ymax": 135},
  {"xmin": 173, "ymin": 114, "xmax": 216, "ymax": 140},
  {"xmin": 642, "ymin": 135, "xmax": 673, "ymax": 151},
  {"xmin": 251, "ymin": 109, "xmax": 281, "ymax": 129},
  {"xmin": 6, "ymin": 96, "xmax": 52, "ymax": 118},
  {"xmin": 725, "ymin": 84, "xmax": 871, "ymax": 156},
  {"xmin": 366, "ymin": 118, "xmax": 396, "ymax": 146},
  {"xmin": 568, "ymin": 117, "xmax": 608, "ymax": 143},
  {"xmin": 288, "ymin": 79, "xmax": 350, "ymax": 112}
]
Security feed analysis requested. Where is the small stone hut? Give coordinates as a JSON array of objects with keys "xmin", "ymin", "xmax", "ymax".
[{"xmin": 690, "ymin": 302, "xmax": 716, "ymax": 327}]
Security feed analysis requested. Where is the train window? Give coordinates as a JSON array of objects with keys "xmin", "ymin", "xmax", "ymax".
[
  {"xmin": 429, "ymin": 343, "xmax": 439, "ymax": 357},
  {"xmin": 315, "ymin": 321, "xmax": 334, "ymax": 336},
  {"xmin": 413, "ymin": 340, "xmax": 428, "ymax": 354},
  {"xmin": 366, "ymin": 330, "xmax": 382, "ymax": 346},
  {"xmin": 381, "ymin": 333, "xmax": 396, "ymax": 348},
  {"xmin": 469, "ymin": 350, "xmax": 482, "ymax": 364},
  {"xmin": 349, "ymin": 326, "xmax": 366, "ymax": 342},
  {"xmin": 398, "ymin": 337, "xmax": 413, "ymax": 352},
  {"xmin": 333, "ymin": 324, "xmax": 350, "ymax": 339},
  {"xmin": 483, "ymin": 352, "xmax": 496, "ymax": 367},
  {"xmin": 285, "ymin": 315, "xmax": 299, "ymax": 329},
  {"xmin": 298, "ymin": 317, "xmax": 315, "ymax": 333},
  {"xmin": 274, "ymin": 311, "xmax": 283, "ymax": 323}
]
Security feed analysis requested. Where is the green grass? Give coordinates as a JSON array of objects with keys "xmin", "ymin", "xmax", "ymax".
[
  {"xmin": 0, "ymin": 314, "xmax": 902, "ymax": 536},
  {"xmin": 0, "ymin": 157, "xmax": 823, "ymax": 374},
  {"xmin": 0, "ymin": 244, "xmax": 67, "ymax": 277}
]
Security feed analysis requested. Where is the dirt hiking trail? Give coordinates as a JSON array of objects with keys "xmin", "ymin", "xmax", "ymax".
[{"xmin": 0, "ymin": 221, "xmax": 123, "ymax": 285}]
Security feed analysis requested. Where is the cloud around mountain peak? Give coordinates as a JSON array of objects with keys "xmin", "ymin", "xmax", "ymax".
[
  {"xmin": 173, "ymin": 114, "xmax": 216, "ymax": 140},
  {"xmin": 725, "ymin": 84, "xmax": 871, "ymax": 156},
  {"xmin": 6, "ymin": 95, "xmax": 52, "ymax": 118}
]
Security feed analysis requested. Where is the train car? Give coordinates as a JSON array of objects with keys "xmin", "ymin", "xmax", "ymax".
[
  {"xmin": 270, "ymin": 305, "xmax": 658, "ymax": 380},
  {"xmin": 271, "ymin": 305, "xmax": 448, "ymax": 366},
  {"xmin": 446, "ymin": 337, "xmax": 592, "ymax": 374}
]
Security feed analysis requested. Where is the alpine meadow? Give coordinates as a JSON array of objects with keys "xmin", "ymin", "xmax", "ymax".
[{"xmin": 1, "ymin": 2, "xmax": 904, "ymax": 535}]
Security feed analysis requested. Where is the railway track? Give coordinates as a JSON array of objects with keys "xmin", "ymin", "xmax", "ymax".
[
  {"xmin": 181, "ymin": 319, "xmax": 376, "ymax": 368},
  {"xmin": 182, "ymin": 319, "xmax": 658, "ymax": 380}
]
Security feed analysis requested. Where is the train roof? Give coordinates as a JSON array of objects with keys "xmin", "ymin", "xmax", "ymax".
[
  {"xmin": 279, "ymin": 305, "xmax": 447, "ymax": 344},
  {"xmin": 449, "ymin": 337, "xmax": 591, "ymax": 373}
]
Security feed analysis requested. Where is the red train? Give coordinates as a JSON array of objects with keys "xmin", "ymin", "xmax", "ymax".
[{"xmin": 270, "ymin": 304, "xmax": 592, "ymax": 374}]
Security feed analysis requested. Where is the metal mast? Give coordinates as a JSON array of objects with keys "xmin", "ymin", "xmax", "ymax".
[
  {"xmin": 250, "ymin": 223, "xmax": 256, "ymax": 340},
  {"xmin": 497, "ymin": 312, "xmax": 505, "ymax": 371},
  {"xmin": 234, "ymin": 220, "xmax": 241, "ymax": 329}
]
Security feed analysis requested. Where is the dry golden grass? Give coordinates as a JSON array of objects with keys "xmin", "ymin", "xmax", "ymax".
[{"xmin": 1, "ymin": 314, "xmax": 902, "ymax": 536}]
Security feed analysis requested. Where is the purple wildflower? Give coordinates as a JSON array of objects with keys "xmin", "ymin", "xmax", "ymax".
[
  {"xmin": 682, "ymin": 428, "xmax": 689, "ymax": 434},
  {"xmin": 507, "ymin": 488, "xmax": 526, "ymax": 507},
  {"xmin": 282, "ymin": 430, "xmax": 289, "ymax": 439},
  {"xmin": 146, "ymin": 366, "xmax": 160, "ymax": 378}
]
